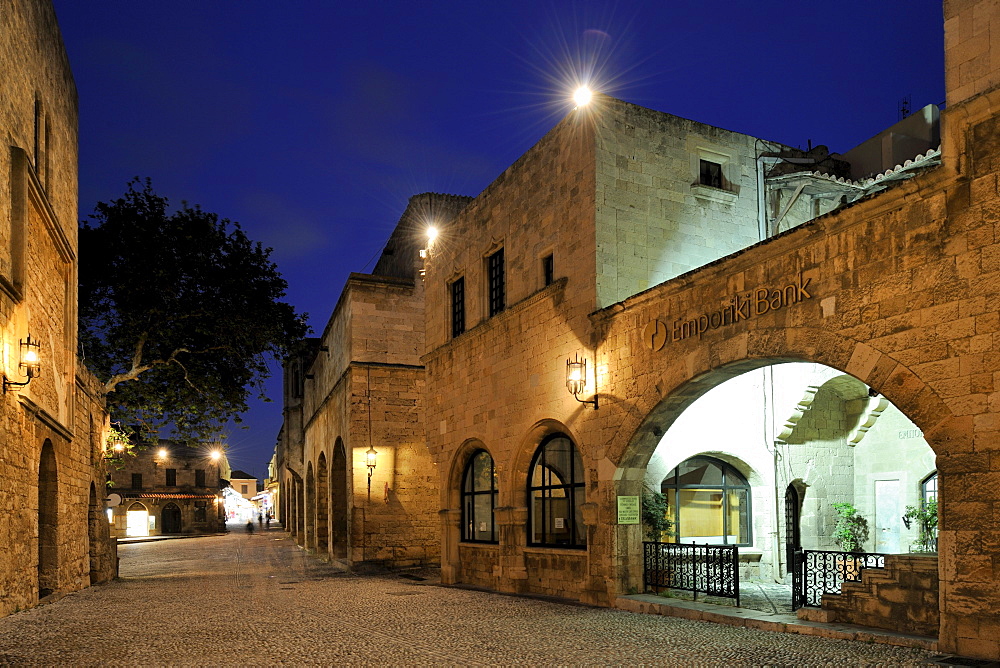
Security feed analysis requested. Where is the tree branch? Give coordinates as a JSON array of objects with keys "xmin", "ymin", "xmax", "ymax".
[{"xmin": 103, "ymin": 334, "xmax": 191, "ymax": 393}]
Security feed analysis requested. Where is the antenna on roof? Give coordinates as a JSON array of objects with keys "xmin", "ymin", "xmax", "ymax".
[{"xmin": 899, "ymin": 95, "xmax": 912, "ymax": 120}]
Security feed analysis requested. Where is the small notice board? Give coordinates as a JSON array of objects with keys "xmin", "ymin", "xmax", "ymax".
[{"xmin": 617, "ymin": 495, "xmax": 640, "ymax": 525}]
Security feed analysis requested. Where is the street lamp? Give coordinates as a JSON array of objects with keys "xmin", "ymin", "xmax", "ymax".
[
  {"xmin": 4, "ymin": 334, "xmax": 40, "ymax": 393},
  {"xmin": 366, "ymin": 445, "xmax": 377, "ymax": 500},
  {"xmin": 566, "ymin": 353, "xmax": 598, "ymax": 409}
]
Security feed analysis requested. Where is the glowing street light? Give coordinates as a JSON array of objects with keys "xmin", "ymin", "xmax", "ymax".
[
  {"xmin": 573, "ymin": 86, "xmax": 593, "ymax": 108},
  {"xmin": 427, "ymin": 225, "xmax": 439, "ymax": 244}
]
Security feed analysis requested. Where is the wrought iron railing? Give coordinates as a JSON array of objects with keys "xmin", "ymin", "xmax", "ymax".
[
  {"xmin": 793, "ymin": 549, "xmax": 886, "ymax": 609},
  {"xmin": 643, "ymin": 542, "xmax": 740, "ymax": 606}
]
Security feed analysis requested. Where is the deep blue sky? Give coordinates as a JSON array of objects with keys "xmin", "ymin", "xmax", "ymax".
[{"xmin": 51, "ymin": 1, "xmax": 945, "ymax": 478}]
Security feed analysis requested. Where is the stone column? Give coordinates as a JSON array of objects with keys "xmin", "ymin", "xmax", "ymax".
[
  {"xmin": 439, "ymin": 508, "xmax": 461, "ymax": 584},
  {"xmin": 495, "ymin": 506, "xmax": 528, "ymax": 593}
]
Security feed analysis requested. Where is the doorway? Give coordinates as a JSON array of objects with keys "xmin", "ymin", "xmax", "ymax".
[{"xmin": 161, "ymin": 503, "xmax": 182, "ymax": 534}]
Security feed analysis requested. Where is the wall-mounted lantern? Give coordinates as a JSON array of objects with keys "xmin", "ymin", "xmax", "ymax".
[
  {"xmin": 366, "ymin": 445, "xmax": 378, "ymax": 499},
  {"xmin": 107, "ymin": 432, "xmax": 127, "ymax": 456},
  {"xmin": 4, "ymin": 334, "xmax": 40, "ymax": 393},
  {"xmin": 566, "ymin": 353, "xmax": 598, "ymax": 410}
]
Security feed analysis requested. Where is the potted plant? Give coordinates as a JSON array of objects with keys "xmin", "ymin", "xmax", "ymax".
[
  {"xmin": 831, "ymin": 502, "xmax": 869, "ymax": 552},
  {"xmin": 642, "ymin": 490, "xmax": 674, "ymax": 542},
  {"xmin": 902, "ymin": 499, "xmax": 938, "ymax": 553}
]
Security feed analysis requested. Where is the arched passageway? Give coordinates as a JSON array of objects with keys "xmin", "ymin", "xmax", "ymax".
[
  {"xmin": 161, "ymin": 503, "xmax": 182, "ymax": 534},
  {"xmin": 619, "ymin": 361, "xmax": 938, "ymax": 596},
  {"xmin": 126, "ymin": 502, "xmax": 149, "ymax": 538},
  {"xmin": 38, "ymin": 440, "xmax": 58, "ymax": 598},
  {"xmin": 305, "ymin": 464, "xmax": 316, "ymax": 549},
  {"xmin": 331, "ymin": 440, "xmax": 348, "ymax": 559},
  {"xmin": 316, "ymin": 453, "xmax": 329, "ymax": 553}
]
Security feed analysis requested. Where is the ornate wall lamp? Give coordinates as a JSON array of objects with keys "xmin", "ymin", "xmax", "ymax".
[
  {"xmin": 4, "ymin": 335, "xmax": 41, "ymax": 393},
  {"xmin": 366, "ymin": 445, "xmax": 378, "ymax": 500},
  {"xmin": 566, "ymin": 353, "xmax": 598, "ymax": 410}
]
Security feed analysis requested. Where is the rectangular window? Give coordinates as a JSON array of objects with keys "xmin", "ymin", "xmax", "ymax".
[
  {"xmin": 542, "ymin": 254, "xmax": 554, "ymax": 287},
  {"xmin": 165, "ymin": 468, "xmax": 177, "ymax": 487},
  {"xmin": 131, "ymin": 473, "xmax": 142, "ymax": 490},
  {"xmin": 194, "ymin": 501, "xmax": 207, "ymax": 522},
  {"xmin": 699, "ymin": 159, "xmax": 723, "ymax": 189},
  {"xmin": 487, "ymin": 248, "xmax": 505, "ymax": 317},
  {"xmin": 451, "ymin": 277, "xmax": 465, "ymax": 338},
  {"xmin": 195, "ymin": 469, "xmax": 206, "ymax": 487},
  {"xmin": 241, "ymin": 484, "xmax": 248, "ymax": 495}
]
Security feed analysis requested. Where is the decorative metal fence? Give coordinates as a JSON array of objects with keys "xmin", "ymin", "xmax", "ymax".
[
  {"xmin": 643, "ymin": 542, "xmax": 740, "ymax": 606},
  {"xmin": 793, "ymin": 549, "xmax": 886, "ymax": 609}
]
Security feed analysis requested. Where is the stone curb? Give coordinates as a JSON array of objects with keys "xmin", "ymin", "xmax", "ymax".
[{"xmin": 615, "ymin": 594, "xmax": 938, "ymax": 652}]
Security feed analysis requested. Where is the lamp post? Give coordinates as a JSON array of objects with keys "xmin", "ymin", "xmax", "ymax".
[
  {"xmin": 4, "ymin": 334, "xmax": 41, "ymax": 393},
  {"xmin": 366, "ymin": 445, "xmax": 377, "ymax": 500},
  {"xmin": 566, "ymin": 353, "xmax": 598, "ymax": 409}
]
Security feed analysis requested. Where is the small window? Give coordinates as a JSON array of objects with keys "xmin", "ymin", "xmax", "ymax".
[
  {"xmin": 661, "ymin": 456, "xmax": 751, "ymax": 546},
  {"xmin": 131, "ymin": 473, "xmax": 142, "ymax": 490},
  {"xmin": 241, "ymin": 484, "xmax": 248, "ymax": 495},
  {"xmin": 451, "ymin": 277, "xmax": 465, "ymax": 338},
  {"xmin": 461, "ymin": 450, "xmax": 498, "ymax": 543},
  {"xmin": 487, "ymin": 248, "xmax": 505, "ymax": 317},
  {"xmin": 195, "ymin": 469, "xmax": 206, "ymax": 487},
  {"xmin": 165, "ymin": 468, "xmax": 177, "ymax": 487},
  {"xmin": 194, "ymin": 501, "xmax": 207, "ymax": 523},
  {"xmin": 528, "ymin": 434, "xmax": 586, "ymax": 548},
  {"xmin": 699, "ymin": 159, "xmax": 723, "ymax": 189},
  {"xmin": 542, "ymin": 254, "xmax": 554, "ymax": 287},
  {"xmin": 922, "ymin": 472, "xmax": 938, "ymax": 504}
]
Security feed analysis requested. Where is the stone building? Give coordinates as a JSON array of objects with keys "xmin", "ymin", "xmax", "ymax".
[
  {"xmin": 277, "ymin": 193, "xmax": 469, "ymax": 568},
  {"xmin": 107, "ymin": 440, "xmax": 228, "ymax": 537},
  {"xmin": 278, "ymin": 0, "xmax": 1000, "ymax": 659},
  {"xmin": 0, "ymin": 0, "xmax": 116, "ymax": 616}
]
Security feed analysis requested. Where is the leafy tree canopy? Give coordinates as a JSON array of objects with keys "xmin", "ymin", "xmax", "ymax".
[{"xmin": 79, "ymin": 178, "xmax": 309, "ymax": 443}]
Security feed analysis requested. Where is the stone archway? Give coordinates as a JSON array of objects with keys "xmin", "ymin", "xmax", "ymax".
[
  {"xmin": 161, "ymin": 503, "xmax": 182, "ymax": 534},
  {"xmin": 316, "ymin": 452, "xmax": 329, "ymax": 554},
  {"xmin": 331, "ymin": 439, "xmax": 348, "ymax": 559},
  {"xmin": 37, "ymin": 440, "xmax": 58, "ymax": 598},
  {"xmin": 305, "ymin": 463, "xmax": 316, "ymax": 550}
]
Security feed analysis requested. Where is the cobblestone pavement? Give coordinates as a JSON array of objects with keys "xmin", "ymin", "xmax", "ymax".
[{"xmin": 0, "ymin": 529, "xmax": 949, "ymax": 666}]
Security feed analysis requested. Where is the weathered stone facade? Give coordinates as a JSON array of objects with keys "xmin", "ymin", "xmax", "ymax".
[
  {"xmin": 277, "ymin": 193, "xmax": 469, "ymax": 568},
  {"xmin": 0, "ymin": 0, "xmax": 116, "ymax": 617},
  {"xmin": 106, "ymin": 440, "xmax": 227, "ymax": 537}
]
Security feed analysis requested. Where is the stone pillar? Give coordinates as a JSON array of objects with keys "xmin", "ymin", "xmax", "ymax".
[
  {"xmin": 495, "ymin": 506, "xmax": 528, "ymax": 593},
  {"xmin": 439, "ymin": 508, "xmax": 461, "ymax": 585}
]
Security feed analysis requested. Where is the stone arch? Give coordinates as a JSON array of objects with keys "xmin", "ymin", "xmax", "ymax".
[
  {"xmin": 444, "ymin": 438, "xmax": 492, "ymax": 512},
  {"xmin": 87, "ymin": 482, "xmax": 102, "ymax": 584},
  {"xmin": 612, "ymin": 327, "xmax": 955, "ymax": 475},
  {"xmin": 316, "ymin": 452, "xmax": 329, "ymax": 554},
  {"xmin": 507, "ymin": 419, "xmax": 582, "ymax": 509},
  {"xmin": 37, "ymin": 439, "xmax": 58, "ymax": 598},
  {"xmin": 305, "ymin": 462, "xmax": 316, "ymax": 550},
  {"xmin": 330, "ymin": 439, "xmax": 348, "ymax": 559}
]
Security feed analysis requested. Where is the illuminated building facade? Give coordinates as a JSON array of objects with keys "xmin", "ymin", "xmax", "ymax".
[
  {"xmin": 279, "ymin": 0, "xmax": 1000, "ymax": 658},
  {"xmin": 106, "ymin": 440, "xmax": 228, "ymax": 538},
  {"xmin": 0, "ymin": 0, "xmax": 117, "ymax": 616}
]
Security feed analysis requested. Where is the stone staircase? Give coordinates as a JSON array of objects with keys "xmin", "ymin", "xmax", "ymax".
[{"xmin": 797, "ymin": 554, "xmax": 938, "ymax": 637}]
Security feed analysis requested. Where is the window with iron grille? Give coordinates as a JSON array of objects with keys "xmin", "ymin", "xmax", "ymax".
[
  {"xmin": 131, "ymin": 473, "xmax": 142, "ymax": 490},
  {"xmin": 487, "ymin": 248, "xmax": 505, "ymax": 316},
  {"xmin": 194, "ymin": 501, "xmax": 207, "ymax": 522},
  {"xmin": 451, "ymin": 277, "xmax": 465, "ymax": 338},
  {"xmin": 165, "ymin": 468, "xmax": 177, "ymax": 487},
  {"xmin": 195, "ymin": 469, "xmax": 206, "ymax": 487}
]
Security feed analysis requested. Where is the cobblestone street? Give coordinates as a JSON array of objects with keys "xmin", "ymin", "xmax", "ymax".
[{"xmin": 0, "ymin": 529, "xmax": 957, "ymax": 666}]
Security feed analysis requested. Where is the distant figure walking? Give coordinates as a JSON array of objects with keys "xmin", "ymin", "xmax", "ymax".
[
  {"xmin": 258, "ymin": 512, "xmax": 263, "ymax": 529},
  {"xmin": 265, "ymin": 516, "xmax": 271, "ymax": 531},
  {"xmin": 246, "ymin": 520, "xmax": 254, "ymax": 536}
]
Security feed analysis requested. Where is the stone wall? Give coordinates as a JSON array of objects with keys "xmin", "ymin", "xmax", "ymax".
[{"xmin": 0, "ymin": 0, "xmax": 114, "ymax": 617}]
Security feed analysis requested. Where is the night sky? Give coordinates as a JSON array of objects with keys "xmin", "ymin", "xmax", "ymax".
[{"xmin": 50, "ymin": 1, "xmax": 945, "ymax": 478}]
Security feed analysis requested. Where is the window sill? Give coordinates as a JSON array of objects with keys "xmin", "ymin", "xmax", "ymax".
[{"xmin": 691, "ymin": 183, "xmax": 739, "ymax": 204}]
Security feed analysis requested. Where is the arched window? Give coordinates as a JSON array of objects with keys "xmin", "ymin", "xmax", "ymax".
[
  {"xmin": 660, "ymin": 456, "xmax": 751, "ymax": 546},
  {"xmin": 461, "ymin": 449, "xmax": 497, "ymax": 543},
  {"xmin": 528, "ymin": 433, "xmax": 585, "ymax": 548},
  {"xmin": 922, "ymin": 472, "xmax": 938, "ymax": 504}
]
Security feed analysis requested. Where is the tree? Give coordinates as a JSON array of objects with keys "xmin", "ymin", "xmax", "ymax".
[{"xmin": 79, "ymin": 178, "xmax": 309, "ymax": 443}]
